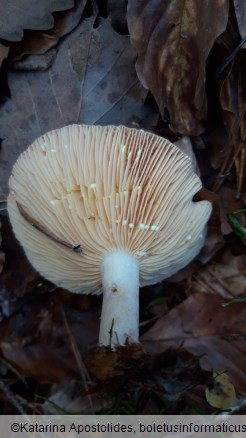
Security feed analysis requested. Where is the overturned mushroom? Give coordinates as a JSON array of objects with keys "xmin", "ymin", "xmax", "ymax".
[{"xmin": 8, "ymin": 125, "xmax": 212, "ymax": 347}]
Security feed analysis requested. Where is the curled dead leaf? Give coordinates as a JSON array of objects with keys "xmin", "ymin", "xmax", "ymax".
[
  {"xmin": 9, "ymin": 0, "xmax": 87, "ymax": 65},
  {"xmin": 127, "ymin": 0, "xmax": 229, "ymax": 135},
  {"xmin": 0, "ymin": 0, "xmax": 74, "ymax": 42}
]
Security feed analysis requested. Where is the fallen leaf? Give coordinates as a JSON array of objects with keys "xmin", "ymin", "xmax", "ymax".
[
  {"xmin": 0, "ymin": 18, "xmax": 155, "ymax": 198},
  {"xmin": 9, "ymin": 0, "xmax": 87, "ymax": 64},
  {"xmin": 127, "ymin": 0, "xmax": 229, "ymax": 135},
  {"xmin": 0, "ymin": 0, "xmax": 74, "ymax": 42},
  {"xmin": 205, "ymin": 372, "xmax": 236, "ymax": 409},
  {"xmin": 142, "ymin": 293, "xmax": 246, "ymax": 393}
]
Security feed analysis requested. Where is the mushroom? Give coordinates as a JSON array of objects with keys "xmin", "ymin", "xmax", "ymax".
[{"xmin": 7, "ymin": 125, "xmax": 212, "ymax": 347}]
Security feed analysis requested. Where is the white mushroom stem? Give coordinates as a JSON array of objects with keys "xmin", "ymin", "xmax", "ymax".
[{"xmin": 99, "ymin": 251, "xmax": 139, "ymax": 347}]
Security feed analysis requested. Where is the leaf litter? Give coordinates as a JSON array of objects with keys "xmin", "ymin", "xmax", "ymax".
[{"xmin": 0, "ymin": 0, "xmax": 245, "ymax": 414}]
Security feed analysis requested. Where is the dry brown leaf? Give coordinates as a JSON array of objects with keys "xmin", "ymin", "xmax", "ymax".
[
  {"xmin": 0, "ymin": 0, "xmax": 74, "ymax": 42},
  {"xmin": 9, "ymin": 0, "xmax": 87, "ymax": 65},
  {"xmin": 142, "ymin": 293, "xmax": 246, "ymax": 393},
  {"xmin": 127, "ymin": 0, "xmax": 229, "ymax": 135},
  {"xmin": 0, "ymin": 17, "xmax": 155, "ymax": 198}
]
